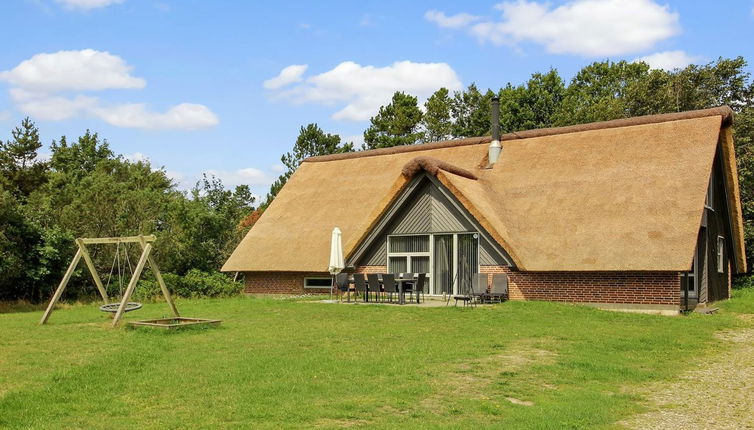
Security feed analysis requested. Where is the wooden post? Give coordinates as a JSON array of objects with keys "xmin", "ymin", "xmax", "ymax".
[
  {"xmin": 111, "ymin": 243, "xmax": 152, "ymax": 327},
  {"xmin": 76, "ymin": 238, "xmax": 109, "ymax": 303},
  {"xmin": 40, "ymin": 247, "xmax": 83, "ymax": 325},
  {"xmin": 138, "ymin": 236, "xmax": 179, "ymax": 318}
]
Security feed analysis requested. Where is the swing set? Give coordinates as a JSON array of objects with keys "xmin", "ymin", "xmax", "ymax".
[{"xmin": 40, "ymin": 235, "xmax": 180, "ymax": 327}]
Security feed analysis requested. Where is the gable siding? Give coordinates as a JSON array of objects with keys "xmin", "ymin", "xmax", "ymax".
[{"xmin": 358, "ymin": 177, "xmax": 509, "ymax": 266}]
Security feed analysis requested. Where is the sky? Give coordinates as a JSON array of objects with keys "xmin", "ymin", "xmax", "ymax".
[{"xmin": 1, "ymin": 0, "xmax": 753, "ymax": 199}]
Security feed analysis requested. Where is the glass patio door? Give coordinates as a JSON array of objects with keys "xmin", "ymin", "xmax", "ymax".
[
  {"xmin": 433, "ymin": 235, "xmax": 453, "ymax": 295},
  {"xmin": 456, "ymin": 233, "xmax": 479, "ymax": 295}
]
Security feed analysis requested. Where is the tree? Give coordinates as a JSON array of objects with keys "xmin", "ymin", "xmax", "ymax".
[
  {"xmin": 263, "ymin": 124, "xmax": 353, "ymax": 207},
  {"xmin": 498, "ymin": 69, "xmax": 565, "ymax": 132},
  {"xmin": 363, "ymin": 92, "xmax": 424, "ymax": 149},
  {"xmin": 449, "ymin": 84, "xmax": 496, "ymax": 138},
  {"xmin": 553, "ymin": 60, "xmax": 651, "ymax": 125},
  {"xmin": 0, "ymin": 117, "xmax": 48, "ymax": 197},
  {"xmin": 50, "ymin": 130, "xmax": 114, "ymax": 178},
  {"xmin": 422, "ymin": 88, "xmax": 453, "ymax": 142}
]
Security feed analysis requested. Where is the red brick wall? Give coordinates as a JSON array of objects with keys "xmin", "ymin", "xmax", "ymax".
[
  {"xmin": 480, "ymin": 266, "xmax": 681, "ymax": 305},
  {"xmin": 244, "ymin": 266, "xmax": 681, "ymax": 305},
  {"xmin": 355, "ymin": 265, "xmax": 387, "ymax": 274},
  {"xmin": 243, "ymin": 272, "xmax": 332, "ymax": 294}
]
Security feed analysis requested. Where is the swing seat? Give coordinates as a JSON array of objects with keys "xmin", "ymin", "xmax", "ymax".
[{"xmin": 99, "ymin": 302, "xmax": 143, "ymax": 313}]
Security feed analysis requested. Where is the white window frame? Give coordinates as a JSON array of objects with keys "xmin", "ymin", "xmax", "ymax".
[
  {"xmin": 303, "ymin": 277, "xmax": 332, "ymax": 289},
  {"xmin": 717, "ymin": 236, "xmax": 725, "ymax": 273},
  {"xmin": 386, "ymin": 232, "xmax": 480, "ymax": 295}
]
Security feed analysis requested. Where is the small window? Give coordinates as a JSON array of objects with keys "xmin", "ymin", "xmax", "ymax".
[
  {"xmin": 717, "ymin": 236, "xmax": 725, "ymax": 273},
  {"xmin": 304, "ymin": 277, "xmax": 332, "ymax": 289}
]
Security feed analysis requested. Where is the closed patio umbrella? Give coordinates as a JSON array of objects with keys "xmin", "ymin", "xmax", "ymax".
[{"xmin": 328, "ymin": 227, "xmax": 344, "ymax": 300}]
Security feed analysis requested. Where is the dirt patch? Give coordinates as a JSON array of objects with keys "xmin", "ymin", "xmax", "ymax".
[
  {"xmin": 621, "ymin": 326, "xmax": 754, "ymax": 430},
  {"xmin": 421, "ymin": 338, "xmax": 557, "ymax": 411},
  {"xmin": 313, "ymin": 418, "xmax": 370, "ymax": 428}
]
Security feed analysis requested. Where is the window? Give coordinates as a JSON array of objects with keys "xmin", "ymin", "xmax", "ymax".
[
  {"xmin": 717, "ymin": 236, "xmax": 725, "ymax": 273},
  {"xmin": 304, "ymin": 277, "xmax": 332, "ymax": 289},
  {"xmin": 387, "ymin": 235, "xmax": 430, "ymax": 278},
  {"xmin": 389, "ymin": 235, "xmax": 429, "ymax": 253}
]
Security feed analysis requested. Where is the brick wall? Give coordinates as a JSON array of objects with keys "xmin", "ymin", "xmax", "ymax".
[
  {"xmin": 355, "ymin": 265, "xmax": 387, "ymax": 274},
  {"xmin": 244, "ymin": 266, "xmax": 681, "ymax": 305},
  {"xmin": 244, "ymin": 271, "xmax": 332, "ymax": 294},
  {"xmin": 480, "ymin": 266, "xmax": 681, "ymax": 305}
]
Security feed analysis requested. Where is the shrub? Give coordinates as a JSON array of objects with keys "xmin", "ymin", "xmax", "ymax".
[{"xmin": 135, "ymin": 270, "xmax": 242, "ymax": 300}]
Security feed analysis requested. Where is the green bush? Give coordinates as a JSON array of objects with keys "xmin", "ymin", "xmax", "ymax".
[
  {"xmin": 733, "ymin": 274, "xmax": 754, "ymax": 290},
  {"xmin": 135, "ymin": 270, "xmax": 241, "ymax": 300}
]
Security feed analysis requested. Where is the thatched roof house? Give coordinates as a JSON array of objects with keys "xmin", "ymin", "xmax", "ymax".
[{"xmin": 223, "ymin": 106, "xmax": 745, "ymax": 312}]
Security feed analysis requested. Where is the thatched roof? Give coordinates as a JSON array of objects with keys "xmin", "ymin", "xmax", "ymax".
[{"xmin": 223, "ymin": 107, "xmax": 745, "ymax": 273}]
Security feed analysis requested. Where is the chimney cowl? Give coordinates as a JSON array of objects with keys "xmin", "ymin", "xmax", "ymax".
[{"xmin": 488, "ymin": 96, "xmax": 502, "ymax": 167}]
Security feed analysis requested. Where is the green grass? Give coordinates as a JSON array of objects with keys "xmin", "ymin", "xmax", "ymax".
[{"xmin": 1, "ymin": 291, "xmax": 753, "ymax": 430}]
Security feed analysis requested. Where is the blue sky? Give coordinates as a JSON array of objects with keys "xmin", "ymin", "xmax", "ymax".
[{"xmin": 1, "ymin": 0, "xmax": 753, "ymax": 199}]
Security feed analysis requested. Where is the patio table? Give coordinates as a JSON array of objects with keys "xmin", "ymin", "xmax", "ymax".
[{"xmin": 347, "ymin": 275, "xmax": 420, "ymax": 304}]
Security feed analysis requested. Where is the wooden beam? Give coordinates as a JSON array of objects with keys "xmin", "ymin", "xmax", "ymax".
[
  {"xmin": 40, "ymin": 247, "xmax": 82, "ymax": 325},
  {"xmin": 138, "ymin": 236, "xmax": 179, "ymax": 318},
  {"xmin": 111, "ymin": 243, "xmax": 152, "ymax": 327},
  {"xmin": 76, "ymin": 239, "xmax": 109, "ymax": 303},
  {"xmin": 79, "ymin": 235, "xmax": 156, "ymax": 245}
]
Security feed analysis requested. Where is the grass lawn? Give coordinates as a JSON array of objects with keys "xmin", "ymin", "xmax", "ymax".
[{"xmin": 1, "ymin": 291, "xmax": 753, "ymax": 429}]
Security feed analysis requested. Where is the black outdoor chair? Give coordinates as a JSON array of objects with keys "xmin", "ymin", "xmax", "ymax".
[
  {"xmin": 412, "ymin": 273, "xmax": 427, "ymax": 303},
  {"xmin": 366, "ymin": 274, "xmax": 383, "ymax": 303},
  {"xmin": 382, "ymin": 273, "xmax": 400, "ymax": 303},
  {"xmin": 353, "ymin": 273, "xmax": 368, "ymax": 302},
  {"xmin": 471, "ymin": 273, "xmax": 489, "ymax": 304},
  {"xmin": 335, "ymin": 273, "xmax": 351, "ymax": 302},
  {"xmin": 489, "ymin": 273, "xmax": 509, "ymax": 303},
  {"xmin": 401, "ymin": 272, "xmax": 416, "ymax": 301}
]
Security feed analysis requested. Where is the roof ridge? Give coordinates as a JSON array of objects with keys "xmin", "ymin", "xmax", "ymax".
[
  {"xmin": 304, "ymin": 106, "xmax": 732, "ymax": 163},
  {"xmin": 401, "ymin": 156, "xmax": 478, "ymax": 180}
]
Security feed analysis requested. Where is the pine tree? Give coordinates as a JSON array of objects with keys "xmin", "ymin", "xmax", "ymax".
[
  {"xmin": 0, "ymin": 117, "xmax": 48, "ymax": 197},
  {"xmin": 422, "ymin": 88, "xmax": 453, "ymax": 142},
  {"xmin": 363, "ymin": 92, "xmax": 423, "ymax": 149}
]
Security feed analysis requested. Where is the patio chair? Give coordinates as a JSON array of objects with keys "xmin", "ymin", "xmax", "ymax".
[
  {"xmin": 412, "ymin": 273, "xmax": 427, "ymax": 304},
  {"xmin": 353, "ymin": 273, "xmax": 369, "ymax": 302},
  {"xmin": 382, "ymin": 273, "xmax": 400, "ymax": 303},
  {"xmin": 400, "ymin": 273, "xmax": 417, "ymax": 301},
  {"xmin": 367, "ymin": 274, "xmax": 383, "ymax": 303},
  {"xmin": 489, "ymin": 273, "xmax": 509, "ymax": 303},
  {"xmin": 335, "ymin": 273, "xmax": 351, "ymax": 302},
  {"xmin": 471, "ymin": 273, "xmax": 489, "ymax": 304}
]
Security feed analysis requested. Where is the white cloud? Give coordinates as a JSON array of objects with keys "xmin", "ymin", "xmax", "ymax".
[
  {"xmin": 9, "ymin": 88, "xmax": 99, "ymax": 121},
  {"xmin": 634, "ymin": 50, "xmax": 703, "ymax": 70},
  {"xmin": 54, "ymin": 0, "xmax": 125, "ymax": 10},
  {"xmin": 270, "ymin": 164, "xmax": 286, "ymax": 174},
  {"xmin": 93, "ymin": 103, "xmax": 218, "ymax": 130},
  {"xmin": 268, "ymin": 61, "xmax": 462, "ymax": 121},
  {"xmin": 429, "ymin": 0, "xmax": 680, "ymax": 57},
  {"xmin": 0, "ymin": 110, "xmax": 12, "ymax": 121},
  {"xmin": 1, "ymin": 49, "xmax": 218, "ymax": 130},
  {"xmin": 424, "ymin": 10, "xmax": 480, "ymax": 28},
  {"xmin": 0, "ymin": 49, "xmax": 144, "ymax": 92},
  {"xmin": 124, "ymin": 152, "xmax": 149, "ymax": 163},
  {"xmin": 263, "ymin": 64, "xmax": 308, "ymax": 90},
  {"xmin": 203, "ymin": 168, "xmax": 273, "ymax": 188}
]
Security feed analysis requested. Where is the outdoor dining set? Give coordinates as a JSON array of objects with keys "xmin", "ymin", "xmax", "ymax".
[{"xmin": 333, "ymin": 272, "xmax": 509, "ymax": 306}]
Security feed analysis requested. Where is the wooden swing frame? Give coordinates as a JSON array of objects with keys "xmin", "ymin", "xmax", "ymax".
[{"xmin": 40, "ymin": 235, "xmax": 180, "ymax": 327}]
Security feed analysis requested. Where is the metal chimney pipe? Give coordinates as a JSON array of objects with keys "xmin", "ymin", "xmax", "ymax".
[{"xmin": 488, "ymin": 96, "xmax": 502, "ymax": 167}]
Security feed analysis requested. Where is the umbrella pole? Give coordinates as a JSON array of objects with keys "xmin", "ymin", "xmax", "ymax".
[{"xmin": 330, "ymin": 274, "xmax": 334, "ymax": 301}]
